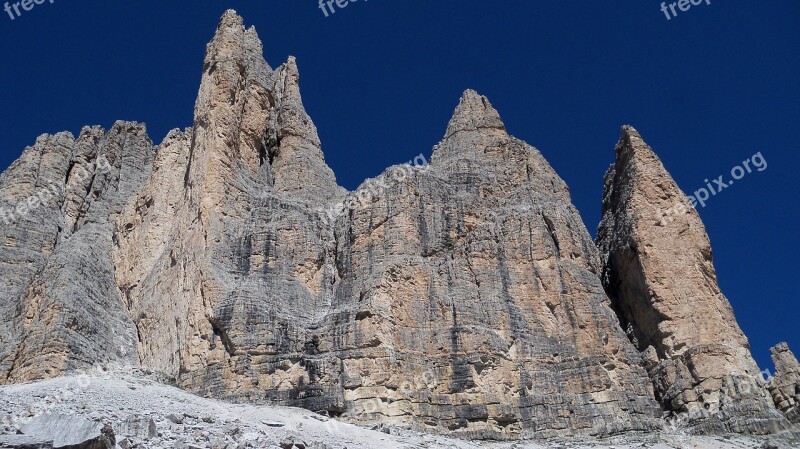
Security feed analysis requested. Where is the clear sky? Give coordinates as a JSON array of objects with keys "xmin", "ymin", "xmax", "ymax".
[{"xmin": 0, "ymin": 1, "xmax": 797, "ymax": 371}]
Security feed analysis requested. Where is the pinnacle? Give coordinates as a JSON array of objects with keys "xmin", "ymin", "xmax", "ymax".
[
  {"xmin": 617, "ymin": 125, "xmax": 647, "ymax": 150},
  {"xmin": 285, "ymin": 56, "xmax": 299, "ymax": 75},
  {"xmin": 218, "ymin": 9, "xmax": 244, "ymax": 28},
  {"xmin": 613, "ymin": 125, "xmax": 663, "ymax": 170},
  {"xmin": 444, "ymin": 89, "xmax": 506, "ymax": 139}
]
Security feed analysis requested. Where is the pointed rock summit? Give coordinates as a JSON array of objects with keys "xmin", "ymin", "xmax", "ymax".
[
  {"xmin": 433, "ymin": 90, "xmax": 508, "ymax": 165},
  {"xmin": 597, "ymin": 126, "xmax": 788, "ymax": 433},
  {"xmin": 444, "ymin": 89, "xmax": 506, "ymax": 138}
]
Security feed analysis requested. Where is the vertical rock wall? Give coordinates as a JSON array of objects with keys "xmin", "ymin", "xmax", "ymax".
[{"xmin": 596, "ymin": 126, "xmax": 788, "ymax": 433}]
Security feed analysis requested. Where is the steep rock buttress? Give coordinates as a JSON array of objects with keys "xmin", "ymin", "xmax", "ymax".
[{"xmin": 596, "ymin": 126, "xmax": 789, "ymax": 433}]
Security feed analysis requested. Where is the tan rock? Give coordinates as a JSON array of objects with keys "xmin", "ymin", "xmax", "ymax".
[
  {"xmin": 768, "ymin": 343, "xmax": 800, "ymax": 422},
  {"xmin": 0, "ymin": 9, "xmax": 795, "ymax": 442},
  {"xmin": 596, "ymin": 126, "xmax": 788, "ymax": 433}
]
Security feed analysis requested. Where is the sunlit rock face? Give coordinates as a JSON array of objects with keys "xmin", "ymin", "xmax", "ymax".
[
  {"xmin": 0, "ymin": 9, "xmax": 794, "ymax": 441},
  {"xmin": 596, "ymin": 126, "xmax": 789, "ymax": 434}
]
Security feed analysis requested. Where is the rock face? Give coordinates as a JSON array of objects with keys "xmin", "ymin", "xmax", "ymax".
[
  {"xmin": 0, "ymin": 123, "xmax": 150, "ymax": 381},
  {"xmin": 596, "ymin": 127, "xmax": 788, "ymax": 433},
  {"xmin": 318, "ymin": 90, "xmax": 662, "ymax": 438},
  {"xmin": 110, "ymin": 12, "xmax": 661, "ymax": 438},
  {"xmin": 0, "ymin": 9, "xmax": 794, "ymax": 441},
  {"xmin": 0, "ymin": 435, "xmax": 54, "ymax": 449},
  {"xmin": 768, "ymin": 343, "xmax": 800, "ymax": 423}
]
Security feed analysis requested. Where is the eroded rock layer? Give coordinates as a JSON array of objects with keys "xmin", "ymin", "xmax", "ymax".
[
  {"xmin": 596, "ymin": 127, "xmax": 789, "ymax": 434},
  {"xmin": 0, "ymin": 9, "xmax": 794, "ymax": 441}
]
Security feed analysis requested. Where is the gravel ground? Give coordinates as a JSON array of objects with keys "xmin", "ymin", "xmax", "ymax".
[{"xmin": 0, "ymin": 371, "xmax": 797, "ymax": 449}]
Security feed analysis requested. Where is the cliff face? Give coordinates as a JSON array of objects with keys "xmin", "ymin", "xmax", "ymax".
[
  {"xmin": 319, "ymin": 90, "xmax": 663, "ymax": 438},
  {"xmin": 0, "ymin": 10, "xmax": 794, "ymax": 440},
  {"xmin": 596, "ymin": 127, "xmax": 788, "ymax": 434},
  {"xmin": 0, "ymin": 123, "xmax": 151, "ymax": 381}
]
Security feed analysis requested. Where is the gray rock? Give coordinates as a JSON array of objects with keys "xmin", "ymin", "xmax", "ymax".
[
  {"xmin": 0, "ymin": 435, "xmax": 53, "ymax": 449},
  {"xmin": 117, "ymin": 415, "xmax": 156, "ymax": 439},
  {"xmin": 768, "ymin": 343, "xmax": 800, "ymax": 423},
  {"xmin": 166, "ymin": 414, "xmax": 184, "ymax": 425},
  {"xmin": 18, "ymin": 415, "xmax": 114, "ymax": 448}
]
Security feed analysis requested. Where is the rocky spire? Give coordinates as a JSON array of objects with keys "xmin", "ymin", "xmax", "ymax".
[
  {"xmin": 432, "ymin": 90, "xmax": 508, "ymax": 166},
  {"xmin": 268, "ymin": 56, "xmax": 344, "ymax": 203},
  {"xmin": 768, "ymin": 343, "xmax": 800, "ymax": 422},
  {"xmin": 186, "ymin": 10, "xmax": 342, "ymax": 208},
  {"xmin": 443, "ymin": 89, "xmax": 506, "ymax": 139},
  {"xmin": 185, "ymin": 10, "xmax": 274, "ymax": 203},
  {"xmin": 1, "ymin": 9, "xmax": 797, "ymax": 441},
  {"xmin": 596, "ymin": 126, "xmax": 788, "ymax": 433}
]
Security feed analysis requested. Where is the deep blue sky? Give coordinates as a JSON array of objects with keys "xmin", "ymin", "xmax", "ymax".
[{"xmin": 0, "ymin": 1, "xmax": 797, "ymax": 371}]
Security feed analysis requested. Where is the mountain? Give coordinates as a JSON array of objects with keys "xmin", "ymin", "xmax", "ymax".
[
  {"xmin": 596, "ymin": 126, "xmax": 789, "ymax": 434},
  {"xmin": 0, "ymin": 10, "xmax": 796, "ymax": 442}
]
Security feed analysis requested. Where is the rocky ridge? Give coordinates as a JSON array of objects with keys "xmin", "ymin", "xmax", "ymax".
[{"xmin": 0, "ymin": 9, "xmax": 796, "ymax": 443}]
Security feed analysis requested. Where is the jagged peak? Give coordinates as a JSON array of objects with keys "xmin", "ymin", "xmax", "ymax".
[
  {"xmin": 217, "ymin": 9, "xmax": 244, "ymax": 29},
  {"xmin": 278, "ymin": 56, "xmax": 300, "ymax": 88},
  {"xmin": 285, "ymin": 55, "xmax": 299, "ymax": 72},
  {"xmin": 204, "ymin": 10, "xmax": 269, "ymax": 71},
  {"xmin": 443, "ymin": 89, "xmax": 506, "ymax": 139},
  {"xmin": 274, "ymin": 56, "xmax": 312, "ymax": 128},
  {"xmin": 771, "ymin": 342, "xmax": 799, "ymax": 365},
  {"xmin": 611, "ymin": 125, "xmax": 675, "ymax": 184},
  {"xmin": 614, "ymin": 125, "xmax": 661, "ymax": 164}
]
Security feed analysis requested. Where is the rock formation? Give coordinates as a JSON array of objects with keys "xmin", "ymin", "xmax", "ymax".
[
  {"xmin": 768, "ymin": 343, "xmax": 800, "ymax": 423},
  {"xmin": 0, "ymin": 123, "xmax": 150, "ymax": 381},
  {"xmin": 0, "ymin": 9, "xmax": 795, "ymax": 442},
  {"xmin": 596, "ymin": 126, "xmax": 788, "ymax": 433}
]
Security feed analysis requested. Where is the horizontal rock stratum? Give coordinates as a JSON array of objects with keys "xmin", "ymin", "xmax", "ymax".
[{"xmin": 0, "ymin": 10, "xmax": 795, "ymax": 441}]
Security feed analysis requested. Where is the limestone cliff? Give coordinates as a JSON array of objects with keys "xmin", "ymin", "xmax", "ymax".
[
  {"xmin": 0, "ymin": 9, "xmax": 795, "ymax": 441},
  {"xmin": 596, "ymin": 126, "xmax": 789, "ymax": 433}
]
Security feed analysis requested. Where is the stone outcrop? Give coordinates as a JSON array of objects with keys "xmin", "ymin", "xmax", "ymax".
[
  {"xmin": 0, "ymin": 9, "xmax": 795, "ymax": 442},
  {"xmin": 596, "ymin": 126, "xmax": 788, "ymax": 434},
  {"xmin": 109, "ymin": 12, "xmax": 662, "ymax": 437},
  {"xmin": 768, "ymin": 343, "xmax": 800, "ymax": 423},
  {"xmin": 0, "ymin": 123, "xmax": 150, "ymax": 381}
]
